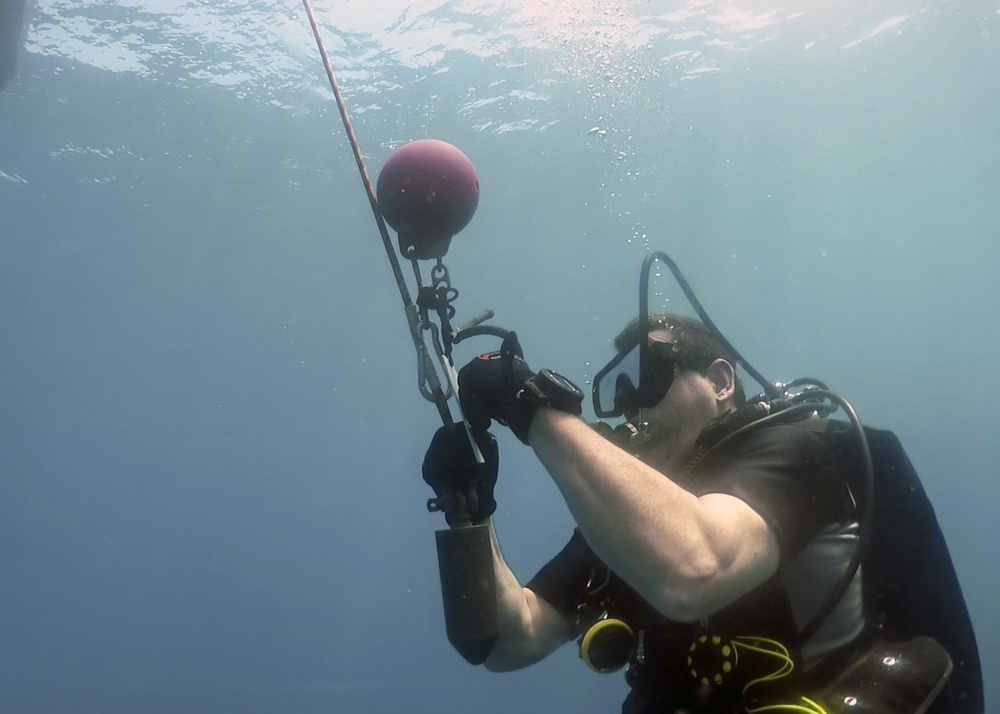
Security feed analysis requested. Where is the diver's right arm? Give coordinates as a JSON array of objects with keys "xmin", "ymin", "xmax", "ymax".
[{"xmin": 482, "ymin": 519, "xmax": 577, "ymax": 671}]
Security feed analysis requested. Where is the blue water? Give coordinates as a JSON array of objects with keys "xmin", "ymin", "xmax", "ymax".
[{"xmin": 1, "ymin": 1, "xmax": 997, "ymax": 712}]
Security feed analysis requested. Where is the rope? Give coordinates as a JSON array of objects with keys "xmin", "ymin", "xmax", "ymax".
[{"xmin": 300, "ymin": 0, "xmax": 452, "ymax": 422}]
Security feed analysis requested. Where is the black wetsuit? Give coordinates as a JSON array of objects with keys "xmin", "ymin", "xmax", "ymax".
[{"xmin": 527, "ymin": 424, "xmax": 858, "ymax": 713}]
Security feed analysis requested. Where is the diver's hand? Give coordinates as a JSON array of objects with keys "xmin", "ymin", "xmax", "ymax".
[
  {"xmin": 422, "ymin": 425, "xmax": 499, "ymax": 527},
  {"xmin": 458, "ymin": 350, "xmax": 535, "ymax": 438}
]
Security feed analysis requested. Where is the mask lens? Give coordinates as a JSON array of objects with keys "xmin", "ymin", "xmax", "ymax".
[
  {"xmin": 592, "ymin": 341, "xmax": 679, "ymax": 418},
  {"xmin": 593, "ymin": 343, "xmax": 641, "ymax": 417},
  {"xmin": 644, "ymin": 342, "xmax": 678, "ymax": 409}
]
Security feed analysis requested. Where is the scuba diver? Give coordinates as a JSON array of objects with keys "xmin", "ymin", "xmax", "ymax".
[
  {"xmin": 294, "ymin": 11, "xmax": 981, "ymax": 709},
  {"xmin": 422, "ymin": 263, "xmax": 983, "ymax": 713},
  {"xmin": 298, "ymin": 97, "xmax": 981, "ymax": 708}
]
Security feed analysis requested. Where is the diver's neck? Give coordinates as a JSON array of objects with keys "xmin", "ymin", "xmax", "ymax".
[{"xmin": 635, "ymin": 438, "xmax": 691, "ymax": 477}]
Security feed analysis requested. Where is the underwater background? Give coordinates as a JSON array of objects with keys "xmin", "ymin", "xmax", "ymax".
[{"xmin": 1, "ymin": 0, "xmax": 997, "ymax": 712}]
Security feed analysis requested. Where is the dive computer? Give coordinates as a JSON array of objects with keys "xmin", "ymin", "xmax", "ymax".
[{"xmin": 519, "ymin": 368, "xmax": 585, "ymax": 415}]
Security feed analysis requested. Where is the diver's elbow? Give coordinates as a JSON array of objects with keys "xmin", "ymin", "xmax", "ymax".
[{"xmin": 649, "ymin": 558, "xmax": 727, "ymax": 622}]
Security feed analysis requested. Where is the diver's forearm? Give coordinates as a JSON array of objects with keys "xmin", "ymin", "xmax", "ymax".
[{"xmin": 482, "ymin": 519, "xmax": 573, "ymax": 670}]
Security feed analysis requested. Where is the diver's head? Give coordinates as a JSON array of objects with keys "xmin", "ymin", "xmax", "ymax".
[
  {"xmin": 600, "ymin": 313, "xmax": 746, "ymax": 413},
  {"xmin": 594, "ymin": 314, "xmax": 745, "ymax": 465}
]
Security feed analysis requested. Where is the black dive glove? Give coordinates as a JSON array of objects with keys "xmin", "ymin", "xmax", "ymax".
[
  {"xmin": 458, "ymin": 350, "xmax": 534, "ymax": 436},
  {"xmin": 422, "ymin": 425, "xmax": 499, "ymax": 527},
  {"xmin": 458, "ymin": 334, "xmax": 585, "ymax": 444}
]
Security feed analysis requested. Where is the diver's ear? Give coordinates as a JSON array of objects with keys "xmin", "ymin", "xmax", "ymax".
[{"xmin": 705, "ymin": 359, "xmax": 736, "ymax": 403}]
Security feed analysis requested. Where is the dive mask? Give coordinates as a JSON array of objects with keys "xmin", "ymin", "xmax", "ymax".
[{"xmin": 592, "ymin": 340, "xmax": 681, "ymax": 418}]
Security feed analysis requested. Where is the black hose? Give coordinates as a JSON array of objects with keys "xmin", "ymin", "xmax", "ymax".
[{"xmin": 640, "ymin": 252, "xmax": 780, "ymax": 399}]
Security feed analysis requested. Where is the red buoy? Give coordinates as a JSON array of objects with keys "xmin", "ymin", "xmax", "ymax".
[{"xmin": 376, "ymin": 139, "xmax": 480, "ymax": 260}]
